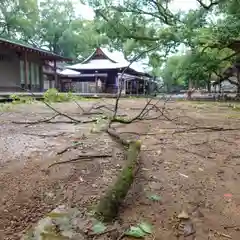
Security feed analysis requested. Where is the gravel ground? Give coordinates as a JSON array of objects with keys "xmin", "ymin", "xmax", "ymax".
[{"xmin": 0, "ymin": 99, "xmax": 240, "ymax": 240}]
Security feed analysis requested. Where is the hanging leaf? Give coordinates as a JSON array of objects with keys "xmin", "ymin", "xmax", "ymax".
[
  {"xmin": 147, "ymin": 194, "xmax": 161, "ymax": 201},
  {"xmin": 92, "ymin": 221, "xmax": 107, "ymax": 234},
  {"xmin": 125, "ymin": 226, "xmax": 146, "ymax": 238},
  {"xmin": 138, "ymin": 222, "xmax": 153, "ymax": 234}
]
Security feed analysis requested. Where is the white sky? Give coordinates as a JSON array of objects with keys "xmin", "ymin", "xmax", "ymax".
[{"xmin": 74, "ymin": 0, "xmax": 199, "ymax": 19}]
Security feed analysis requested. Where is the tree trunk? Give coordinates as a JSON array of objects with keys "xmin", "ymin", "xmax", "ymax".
[
  {"xmin": 207, "ymin": 74, "xmax": 211, "ymax": 93},
  {"xmin": 236, "ymin": 71, "xmax": 240, "ymax": 99},
  {"xmin": 95, "ymin": 140, "xmax": 141, "ymax": 222}
]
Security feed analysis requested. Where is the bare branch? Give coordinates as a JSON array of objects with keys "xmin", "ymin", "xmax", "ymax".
[
  {"xmin": 12, "ymin": 114, "xmax": 60, "ymax": 125},
  {"xmin": 196, "ymin": 0, "xmax": 219, "ymax": 10},
  {"xmin": 111, "ymin": 45, "xmax": 159, "ymax": 124},
  {"xmin": 48, "ymin": 154, "xmax": 112, "ymax": 168}
]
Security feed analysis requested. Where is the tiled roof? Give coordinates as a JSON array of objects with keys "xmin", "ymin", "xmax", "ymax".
[
  {"xmin": 0, "ymin": 37, "xmax": 72, "ymax": 61},
  {"xmin": 67, "ymin": 47, "xmax": 148, "ymax": 74}
]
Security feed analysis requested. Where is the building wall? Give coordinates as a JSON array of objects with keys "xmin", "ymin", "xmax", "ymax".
[
  {"xmin": 19, "ymin": 52, "xmax": 44, "ymax": 92},
  {"xmin": 0, "ymin": 45, "xmax": 45, "ymax": 92},
  {"xmin": 211, "ymin": 78, "xmax": 237, "ymax": 92},
  {"xmin": 0, "ymin": 46, "xmax": 21, "ymax": 91}
]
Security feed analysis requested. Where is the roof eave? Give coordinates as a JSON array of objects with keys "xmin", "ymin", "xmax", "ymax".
[{"xmin": 0, "ymin": 38, "xmax": 72, "ymax": 62}]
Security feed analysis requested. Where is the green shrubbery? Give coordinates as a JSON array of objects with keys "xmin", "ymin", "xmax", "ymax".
[
  {"xmin": 2, "ymin": 89, "xmax": 94, "ymax": 110},
  {"xmin": 9, "ymin": 94, "xmax": 35, "ymax": 104},
  {"xmin": 43, "ymin": 88, "xmax": 74, "ymax": 102}
]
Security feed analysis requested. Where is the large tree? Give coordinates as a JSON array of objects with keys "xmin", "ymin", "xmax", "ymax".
[
  {"xmin": 84, "ymin": 0, "xmax": 240, "ymax": 94},
  {"xmin": 0, "ymin": 0, "xmax": 110, "ymax": 61},
  {"xmin": 0, "ymin": 0, "xmax": 39, "ymax": 40}
]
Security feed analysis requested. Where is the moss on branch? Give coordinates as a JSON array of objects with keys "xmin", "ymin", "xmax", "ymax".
[{"xmin": 95, "ymin": 140, "xmax": 141, "ymax": 222}]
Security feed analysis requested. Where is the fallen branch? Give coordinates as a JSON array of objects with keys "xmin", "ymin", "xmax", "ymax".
[
  {"xmin": 107, "ymin": 128, "xmax": 131, "ymax": 146},
  {"xmin": 95, "ymin": 140, "xmax": 141, "ymax": 221},
  {"xmin": 12, "ymin": 114, "xmax": 60, "ymax": 124},
  {"xmin": 57, "ymin": 142, "xmax": 83, "ymax": 155},
  {"xmin": 13, "ymin": 115, "xmax": 109, "ymax": 125},
  {"xmin": 48, "ymin": 154, "xmax": 112, "ymax": 168},
  {"xmin": 174, "ymin": 126, "xmax": 240, "ymax": 134},
  {"xmin": 23, "ymin": 132, "xmax": 65, "ymax": 138},
  {"xmin": 212, "ymin": 230, "xmax": 232, "ymax": 239}
]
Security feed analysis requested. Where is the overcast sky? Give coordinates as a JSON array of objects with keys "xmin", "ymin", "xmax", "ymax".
[{"xmin": 74, "ymin": 0, "xmax": 199, "ymax": 19}]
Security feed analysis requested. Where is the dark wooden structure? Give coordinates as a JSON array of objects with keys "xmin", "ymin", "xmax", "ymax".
[
  {"xmin": 0, "ymin": 37, "xmax": 71, "ymax": 92},
  {"xmin": 59, "ymin": 48, "xmax": 154, "ymax": 95}
]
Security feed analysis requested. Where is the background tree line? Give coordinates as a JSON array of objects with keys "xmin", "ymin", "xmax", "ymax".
[{"xmin": 0, "ymin": 0, "xmax": 109, "ymax": 61}]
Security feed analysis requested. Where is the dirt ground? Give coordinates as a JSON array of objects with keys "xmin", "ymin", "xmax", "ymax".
[{"xmin": 0, "ymin": 99, "xmax": 240, "ymax": 240}]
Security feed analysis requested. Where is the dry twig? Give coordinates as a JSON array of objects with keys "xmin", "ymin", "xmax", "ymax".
[{"xmin": 48, "ymin": 154, "xmax": 112, "ymax": 168}]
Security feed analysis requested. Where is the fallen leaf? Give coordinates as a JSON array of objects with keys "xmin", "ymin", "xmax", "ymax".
[
  {"xmin": 138, "ymin": 222, "xmax": 153, "ymax": 234},
  {"xmin": 224, "ymin": 193, "xmax": 232, "ymax": 198},
  {"xmin": 178, "ymin": 210, "xmax": 189, "ymax": 220},
  {"xmin": 92, "ymin": 221, "xmax": 107, "ymax": 234},
  {"xmin": 125, "ymin": 226, "xmax": 146, "ymax": 238},
  {"xmin": 147, "ymin": 194, "xmax": 161, "ymax": 201},
  {"xmin": 178, "ymin": 172, "xmax": 189, "ymax": 178}
]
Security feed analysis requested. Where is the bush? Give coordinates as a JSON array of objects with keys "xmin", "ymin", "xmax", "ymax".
[
  {"xmin": 10, "ymin": 94, "xmax": 35, "ymax": 104},
  {"xmin": 43, "ymin": 88, "xmax": 74, "ymax": 102}
]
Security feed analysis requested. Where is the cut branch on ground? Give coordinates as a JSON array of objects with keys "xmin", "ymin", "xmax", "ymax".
[{"xmin": 95, "ymin": 140, "xmax": 141, "ymax": 221}]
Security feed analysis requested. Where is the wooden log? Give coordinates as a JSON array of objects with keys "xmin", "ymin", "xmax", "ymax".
[{"xmin": 95, "ymin": 140, "xmax": 141, "ymax": 222}]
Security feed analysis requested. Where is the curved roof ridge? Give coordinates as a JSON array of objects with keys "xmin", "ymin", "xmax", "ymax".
[{"xmin": 81, "ymin": 47, "xmax": 117, "ymax": 64}]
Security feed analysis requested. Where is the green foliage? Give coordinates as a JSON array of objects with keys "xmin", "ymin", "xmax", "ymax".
[
  {"xmin": 125, "ymin": 226, "xmax": 146, "ymax": 238},
  {"xmin": 0, "ymin": 103, "xmax": 12, "ymax": 112},
  {"xmin": 147, "ymin": 194, "xmax": 161, "ymax": 202},
  {"xmin": 9, "ymin": 94, "xmax": 35, "ymax": 104},
  {"xmin": 43, "ymin": 88, "xmax": 74, "ymax": 102},
  {"xmin": 0, "ymin": 0, "xmax": 110, "ymax": 60},
  {"xmin": 95, "ymin": 140, "xmax": 141, "ymax": 221},
  {"xmin": 138, "ymin": 222, "xmax": 153, "ymax": 234},
  {"xmin": 91, "ymin": 116, "xmax": 109, "ymax": 133},
  {"xmin": 125, "ymin": 222, "xmax": 153, "ymax": 238},
  {"xmin": 91, "ymin": 221, "xmax": 107, "ymax": 234},
  {"xmin": 83, "ymin": 0, "xmax": 240, "ymax": 94}
]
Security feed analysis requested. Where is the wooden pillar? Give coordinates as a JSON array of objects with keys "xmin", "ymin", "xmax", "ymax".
[
  {"xmin": 95, "ymin": 74, "xmax": 98, "ymax": 93},
  {"xmin": 123, "ymin": 79, "xmax": 126, "ymax": 95},
  {"xmin": 136, "ymin": 80, "xmax": 139, "ymax": 95},
  {"xmin": 39, "ymin": 65, "xmax": 44, "ymax": 91},
  {"xmin": 117, "ymin": 74, "xmax": 120, "ymax": 94},
  {"xmin": 24, "ymin": 52, "xmax": 28, "ymax": 89},
  {"xmin": 54, "ymin": 60, "xmax": 58, "ymax": 90},
  {"xmin": 143, "ymin": 79, "xmax": 146, "ymax": 95}
]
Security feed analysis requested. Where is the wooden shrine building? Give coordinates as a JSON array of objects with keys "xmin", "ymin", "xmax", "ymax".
[
  {"xmin": 59, "ymin": 48, "xmax": 155, "ymax": 95},
  {"xmin": 0, "ymin": 37, "xmax": 71, "ymax": 92}
]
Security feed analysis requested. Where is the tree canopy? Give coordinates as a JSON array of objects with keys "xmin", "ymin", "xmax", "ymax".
[
  {"xmin": 0, "ymin": 0, "xmax": 109, "ymax": 60},
  {"xmin": 81, "ymin": 0, "xmax": 240, "ymax": 92}
]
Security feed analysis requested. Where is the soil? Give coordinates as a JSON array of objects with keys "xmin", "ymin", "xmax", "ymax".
[{"xmin": 0, "ymin": 99, "xmax": 240, "ymax": 240}]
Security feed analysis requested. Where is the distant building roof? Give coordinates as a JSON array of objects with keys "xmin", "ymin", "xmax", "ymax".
[
  {"xmin": 59, "ymin": 69, "xmax": 81, "ymax": 77},
  {"xmin": 66, "ymin": 47, "xmax": 150, "ymax": 76},
  {"xmin": 0, "ymin": 37, "xmax": 72, "ymax": 61}
]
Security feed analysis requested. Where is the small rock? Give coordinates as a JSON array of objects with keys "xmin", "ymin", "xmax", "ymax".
[
  {"xmin": 178, "ymin": 210, "xmax": 190, "ymax": 220},
  {"xmin": 157, "ymin": 150, "xmax": 162, "ymax": 155},
  {"xmin": 91, "ymin": 184, "xmax": 97, "ymax": 188},
  {"xmin": 46, "ymin": 192, "xmax": 54, "ymax": 198}
]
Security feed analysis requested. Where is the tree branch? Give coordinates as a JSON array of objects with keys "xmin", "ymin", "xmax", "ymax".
[
  {"xmin": 196, "ymin": 0, "xmax": 219, "ymax": 10},
  {"xmin": 48, "ymin": 154, "xmax": 112, "ymax": 168}
]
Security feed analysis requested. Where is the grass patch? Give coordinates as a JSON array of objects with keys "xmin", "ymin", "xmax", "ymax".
[
  {"xmin": 226, "ymin": 113, "xmax": 240, "ymax": 119},
  {"xmin": 0, "ymin": 103, "xmax": 13, "ymax": 112},
  {"xmin": 43, "ymin": 88, "xmax": 98, "ymax": 102},
  {"xmin": 10, "ymin": 94, "xmax": 36, "ymax": 104}
]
